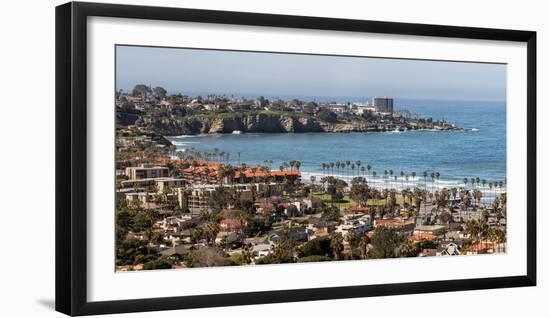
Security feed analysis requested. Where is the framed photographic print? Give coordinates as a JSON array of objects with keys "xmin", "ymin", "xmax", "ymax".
[{"xmin": 55, "ymin": 1, "xmax": 537, "ymax": 316}]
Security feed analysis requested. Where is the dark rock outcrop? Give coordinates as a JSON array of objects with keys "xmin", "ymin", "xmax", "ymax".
[{"xmin": 139, "ymin": 113, "xmax": 462, "ymax": 136}]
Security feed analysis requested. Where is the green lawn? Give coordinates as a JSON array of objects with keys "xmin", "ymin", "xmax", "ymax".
[{"xmin": 311, "ymin": 191, "xmax": 406, "ymax": 210}]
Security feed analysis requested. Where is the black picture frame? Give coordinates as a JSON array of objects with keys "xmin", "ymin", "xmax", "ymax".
[{"xmin": 55, "ymin": 1, "xmax": 537, "ymax": 316}]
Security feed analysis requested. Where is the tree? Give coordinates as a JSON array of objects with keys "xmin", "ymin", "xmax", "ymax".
[
  {"xmin": 184, "ymin": 247, "xmax": 229, "ymax": 267},
  {"xmin": 152, "ymin": 86, "xmax": 167, "ymax": 99},
  {"xmin": 321, "ymin": 205, "xmax": 341, "ymax": 223},
  {"xmin": 297, "ymin": 255, "xmax": 333, "ymax": 263},
  {"xmin": 412, "ymin": 187, "xmax": 425, "ymax": 213},
  {"xmin": 298, "ymin": 237, "xmax": 332, "ymax": 258},
  {"xmin": 316, "ymin": 108, "xmax": 338, "ymax": 123},
  {"xmin": 131, "ymin": 84, "xmax": 151, "ymax": 99},
  {"xmin": 208, "ymin": 186, "xmax": 234, "ymax": 211},
  {"xmin": 346, "ymin": 229, "xmax": 362, "ymax": 260},
  {"xmin": 350, "ymin": 177, "xmax": 370, "ymax": 206},
  {"xmin": 439, "ymin": 211, "xmax": 452, "ymax": 224},
  {"xmin": 368, "ymin": 227, "xmax": 404, "ymax": 259},
  {"xmin": 142, "ymin": 259, "xmax": 172, "ymax": 270},
  {"xmin": 330, "ymin": 233, "xmax": 344, "ymax": 260},
  {"xmin": 472, "ymin": 189, "xmax": 483, "ymax": 207},
  {"xmin": 399, "ymin": 240, "xmax": 419, "ymax": 257},
  {"xmin": 286, "ymin": 204, "xmax": 299, "ymax": 217},
  {"xmin": 257, "ymin": 96, "xmax": 269, "ymax": 107},
  {"xmin": 310, "ymin": 175, "xmax": 316, "ymax": 184},
  {"xmin": 262, "ymin": 236, "xmax": 296, "ymax": 264}
]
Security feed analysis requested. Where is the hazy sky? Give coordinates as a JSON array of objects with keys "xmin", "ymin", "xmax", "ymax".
[{"xmin": 116, "ymin": 45, "xmax": 506, "ymax": 102}]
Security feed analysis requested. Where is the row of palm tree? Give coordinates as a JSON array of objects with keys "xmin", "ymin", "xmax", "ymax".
[
  {"xmin": 279, "ymin": 160, "xmax": 301, "ymax": 172},
  {"xmin": 318, "ymin": 163, "xmax": 441, "ymax": 192},
  {"xmin": 175, "ymin": 147, "xmax": 232, "ymax": 163},
  {"xmin": 317, "ymin": 161, "xmax": 506, "ymax": 198}
]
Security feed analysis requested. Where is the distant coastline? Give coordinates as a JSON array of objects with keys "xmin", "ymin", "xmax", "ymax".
[
  {"xmin": 145, "ymin": 111, "xmax": 464, "ymax": 136},
  {"xmin": 116, "ymin": 91, "xmax": 464, "ymax": 136}
]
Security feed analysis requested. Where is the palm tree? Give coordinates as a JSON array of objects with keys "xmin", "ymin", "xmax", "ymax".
[
  {"xmin": 400, "ymin": 171, "xmax": 405, "ymax": 189},
  {"xmin": 384, "ymin": 170, "xmax": 389, "ymax": 188},
  {"xmin": 423, "ymin": 171, "xmax": 428, "ymax": 190},
  {"xmin": 389, "ymin": 170, "xmax": 394, "ymax": 188},
  {"xmin": 330, "ymin": 233, "xmax": 344, "ymax": 260},
  {"xmin": 346, "ymin": 230, "xmax": 360, "ymax": 260},
  {"xmin": 465, "ymin": 219, "xmax": 480, "ymax": 245},
  {"xmin": 320, "ymin": 163, "xmax": 326, "ymax": 176},
  {"xmin": 367, "ymin": 164, "xmax": 372, "ymax": 184},
  {"xmin": 330, "ymin": 162, "xmax": 335, "ymax": 176},
  {"xmin": 346, "ymin": 161, "xmax": 351, "ymax": 178},
  {"xmin": 361, "ymin": 166, "xmax": 366, "ymax": 178},
  {"xmin": 411, "ymin": 171, "xmax": 417, "ymax": 187},
  {"xmin": 435, "ymin": 172, "xmax": 440, "ymax": 190},
  {"xmin": 472, "ymin": 189, "xmax": 482, "ymax": 208},
  {"xmin": 310, "ymin": 175, "xmax": 316, "ymax": 184},
  {"xmin": 463, "ymin": 177, "xmax": 468, "ymax": 189},
  {"xmin": 351, "ymin": 163, "xmax": 355, "ymax": 178}
]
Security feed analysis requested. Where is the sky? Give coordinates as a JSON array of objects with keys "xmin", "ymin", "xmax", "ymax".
[{"xmin": 116, "ymin": 45, "xmax": 506, "ymax": 102}]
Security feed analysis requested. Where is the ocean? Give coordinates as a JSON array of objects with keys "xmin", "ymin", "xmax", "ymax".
[{"xmin": 166, "ymin": 98, "xmax": 506, "ymax": 195}]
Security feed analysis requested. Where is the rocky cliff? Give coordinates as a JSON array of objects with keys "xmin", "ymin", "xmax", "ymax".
[
  {"xmin": 139, "ymin": 113, "xmax": 462, "ymax": 136},
  {"xmin": 146, "ymin": 113, "xmax": 327, "ymax": 135}
]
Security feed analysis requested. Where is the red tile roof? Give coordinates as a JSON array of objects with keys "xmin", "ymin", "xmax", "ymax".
[
  {"xmin": 375, "ymin": 218, "xmax": 415, "ymax": 228},
  {"xmin": 408, "ymin": 233, "xmax": 436, "ymax": 241},
  {"xmin": 349, "ymin": 205, "xmax": 370, "ymax": 212}
]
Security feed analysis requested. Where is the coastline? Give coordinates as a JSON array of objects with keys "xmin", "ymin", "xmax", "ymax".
[{"xmin": 147, "ymin": 112, "xmax": 465, "ymax": 136}]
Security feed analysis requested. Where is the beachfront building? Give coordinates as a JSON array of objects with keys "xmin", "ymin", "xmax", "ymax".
[
  {"xmin": 182, "ymin": 161, "xmax": 301, "ymax": 185},
  {"xmin": 182, "ymin": 162, "xmax": 223, "ymax": 184},
  {"xmin": 125, "ymin": 164, "xmax": 169, "ymax": 179},
  {"xmin": 373, "ymin": 97, "xmax": 394, "ymax": 113}
]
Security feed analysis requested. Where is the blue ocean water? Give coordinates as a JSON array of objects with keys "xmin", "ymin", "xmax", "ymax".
[{"xmin": 167, "ymin": 99, "xmax": 506, "ymax": 190}]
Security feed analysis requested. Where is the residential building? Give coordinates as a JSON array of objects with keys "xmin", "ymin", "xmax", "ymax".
[
  {"xmin": 413, "ymin": 225, "xmax": 448, "ymax": 236},
  {"xmin": 125, "ymin": 164, "xmax": 169, "ymax": 179},
  {"xmin": 374, "ymin": 217, "xmax": 415, "ymax": 233},
  {"xmin": 120, "ymin": 177, "xmax": 186, "ymax": 191},
  {"xmin": 437, "ymin": 239, "xmax": 464, "ymax": 256},
  {"xmin": 177, "ymin": 183, "xmax": 278, "ymax": 213}
]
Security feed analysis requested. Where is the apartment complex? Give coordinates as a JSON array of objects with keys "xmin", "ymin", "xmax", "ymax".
[
  {"xmin": 125, "ymin": 164, "xmax": 169, "ymax": 179},
  {"xmin": 177, "ymin": 183, "xmax": 279, "ymax": 213}
]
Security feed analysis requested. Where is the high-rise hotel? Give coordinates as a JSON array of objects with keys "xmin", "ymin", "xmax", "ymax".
[{"xmin": 373, "ymin": 97, "xmax": 394, "ymax": 113}]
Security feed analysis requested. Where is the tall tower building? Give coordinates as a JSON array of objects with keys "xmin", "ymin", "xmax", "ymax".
[{"xmin": 373, "ymin": 97, "xmax": 394, "ymax": 113}]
